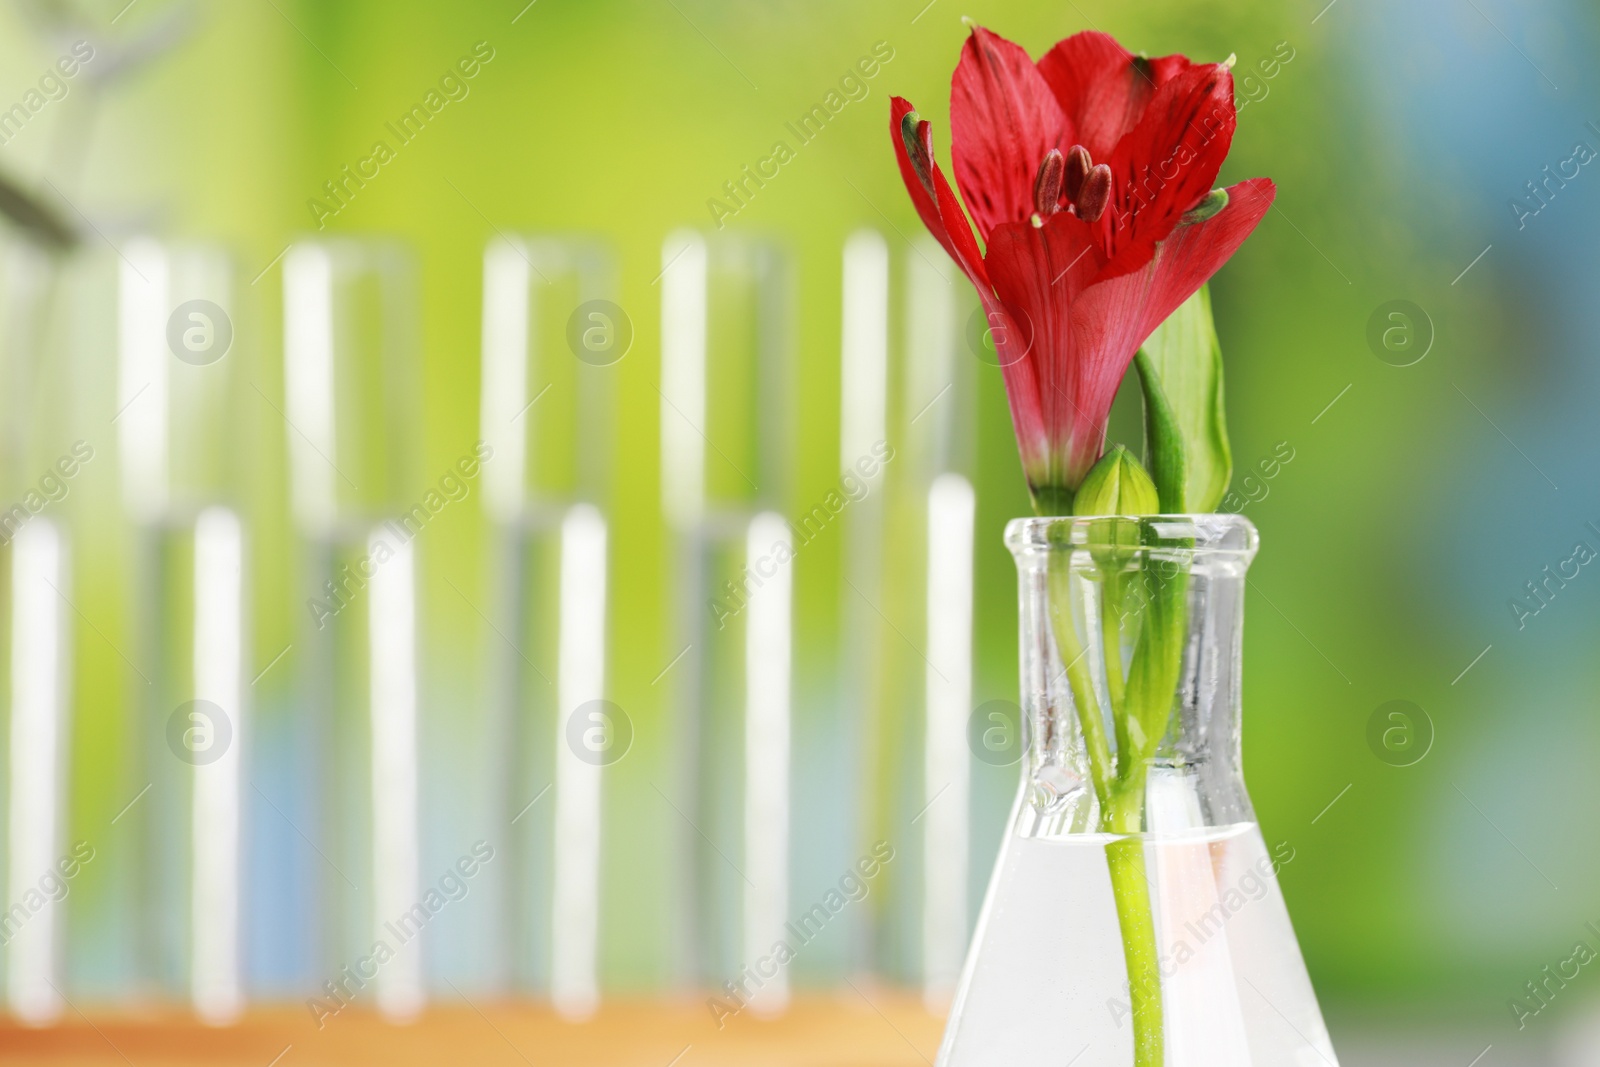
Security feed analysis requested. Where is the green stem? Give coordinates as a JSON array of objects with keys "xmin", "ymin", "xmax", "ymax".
[
  {"xmin": 1100, "ymin": 571, "xmax": 1126, "ymax": 714},
  {"xmin": 1046, "ymin": 556, "xmax": 1113, "ymax": 806},
  {"xmin": 1101, "ymin": 574, "xmax": 1163, "ymax": 1067},
  {"xmin": 1100, "ymin": 566, "xmax": 1164, "ymax": 1067},
  {"xmin": 1047, "ymin": 550, "xmax": 1166, "ymax": 1066},
  {"xmin": 1106, "ymin": 783, "xmax": 1162, "ymax": 1067}
]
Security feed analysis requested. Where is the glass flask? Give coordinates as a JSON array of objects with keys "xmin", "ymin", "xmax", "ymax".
[{"xmin": 938, "ymin": 515, "xmax": 1338, "ymax": 1067}]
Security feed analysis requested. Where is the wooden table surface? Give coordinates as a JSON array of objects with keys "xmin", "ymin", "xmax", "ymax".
[{"xmin": 0, "ymin": 992, "xmax": 948, "ymax": 1066}]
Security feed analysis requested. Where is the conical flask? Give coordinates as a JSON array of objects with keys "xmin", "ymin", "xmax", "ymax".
[{"xmin": 938, "ymin": 515, "xmax": 1338, "ymax": 1067}]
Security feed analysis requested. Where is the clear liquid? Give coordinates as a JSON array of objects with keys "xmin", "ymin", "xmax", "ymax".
[{"xmin": 938, "ymin": 823, "xmax": 1339, "ymax": 1067}]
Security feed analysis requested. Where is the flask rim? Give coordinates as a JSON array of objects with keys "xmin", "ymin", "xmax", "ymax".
[{"xmin": 1004, "ymin": 513, "xmax": 1259, "ymax": 562}]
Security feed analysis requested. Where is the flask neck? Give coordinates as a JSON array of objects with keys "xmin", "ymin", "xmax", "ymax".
[{"xmin": 1007, "ymin": 515, "xmax": 1257, "ymax": 836}]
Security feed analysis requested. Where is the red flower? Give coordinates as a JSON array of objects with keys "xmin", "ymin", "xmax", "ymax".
[{"xmin": 892, "ymin": 27, "xmax": 1275, "ymax": 499}]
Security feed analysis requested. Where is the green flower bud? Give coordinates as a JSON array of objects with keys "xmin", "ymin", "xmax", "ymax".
[
  {"xmin": 1073, "ymin": 445, "xmax": 1160, "ymax": 517},
  {"xmin": 1073, "ymin": 446, "xmax": 1159, "ymax": 566}
]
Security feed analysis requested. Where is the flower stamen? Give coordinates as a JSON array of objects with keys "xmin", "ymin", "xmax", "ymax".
[
  {"xmin": 1063, "ymin": 145, "xmax": 1092, "ymax": 204},
  {"xmin": 1034, "ymin": 148, "xmax": 1065, "ymax": 216},
  {"xmin": 1076, "ymin": 164, "xmax": 1112, "ymax": 223}
]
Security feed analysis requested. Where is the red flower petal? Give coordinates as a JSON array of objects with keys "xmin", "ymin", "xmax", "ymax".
[
  {"xmin": 889, "ymin": 96, "xmax": 990, "ymax": 295},
  {"xmin": 983, "ymin": 213, "xmax": 1111, "ymax": 487},
  {"xmin": 1129, "ymin": 177, "xmax": 1276, "ymax": 338},
  {"xmin": 1079, "ymin": 177, "xmax": 1275, "ymax": 392},
  {"xmin": 950, "ymin": 26, "xmax": 1068, "ymax": 240},
  {"xmin": 1036, "ymin": 31, "xmax": 1191, "ymax": 162},
  {"xmin": 889, "ymin": 96, "xmax": 1046, "ymax": 461},
  {"xmin": 1101, "ymin": 63, "xmax": 1238, "ymax": 268},
  {"xmin": 981, "ymin": 179, "xmax": 1273, "ymax": 488}
]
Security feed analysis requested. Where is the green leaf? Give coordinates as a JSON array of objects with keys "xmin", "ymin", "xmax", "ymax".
[
  {"xmin": 1135, "ymin": 285, "xmax": 1232, "ymax": 513},
  {"xmin": 1121, "ymin": 557, "xmax": 1188, "ymax": 774}
]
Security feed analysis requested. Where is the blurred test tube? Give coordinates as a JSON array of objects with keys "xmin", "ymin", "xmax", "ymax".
[
  {"xmin": 0, "ymin": 240, "xmax": 71, "ymax": 1023},
  {"xmin": 115, "ymin": 239, "xmax": 248, "ymax": 1020},
  {"xmin": 5, "ymin": 520, "xmax": 68, "ymax": 1023},
  {"xmin": 283, "ymin": 239, "xmax": 423, "ymax": 1019},
  {"xmin": 477, "ymin": 236, "xmax": 617, "ymax": 1014},
  {"xmin": 658, "ymin": 230, "xmax": 792, "ymax": 1002},
  {"xmin": 902, "ymin": 243, "xmax": 977, "ymax": 1006},
  {"xmin": 838, "ymin": 237, "xmax": 977, "ymax": 999},
  {"xmin": 0, "ymin": 242, "xmax": 57, "ymax": 504},
  {"xmin": 824, "ymin": 231, "xmax": 891, "ymax": 981},
  {"xmin": 741, "ymin": 510, "xmax": 791, "ymax": 1013}
]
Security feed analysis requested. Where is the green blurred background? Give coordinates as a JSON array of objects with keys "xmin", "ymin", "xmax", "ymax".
[{"xmin": 1, "ymin": 0, "xmax": 1597, "ymax": 1058}]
